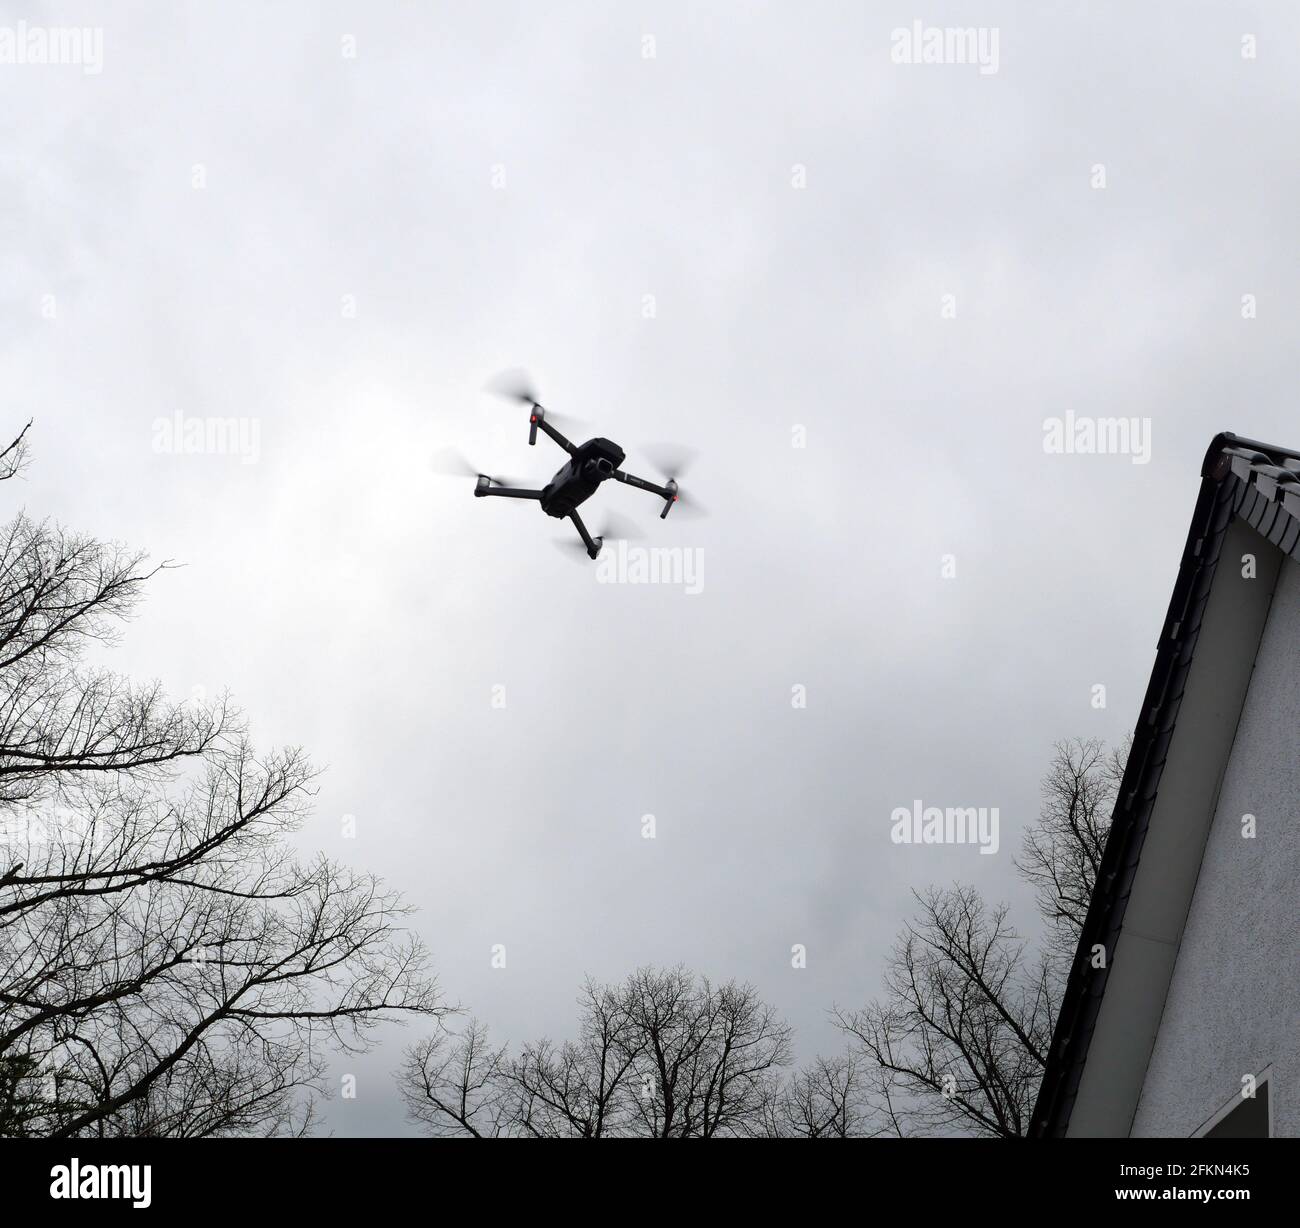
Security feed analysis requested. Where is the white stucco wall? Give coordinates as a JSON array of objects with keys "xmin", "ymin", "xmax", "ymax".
[{"xmin": 1131, "ymin": 554, "xmax": 1300, "ymax": 1137}]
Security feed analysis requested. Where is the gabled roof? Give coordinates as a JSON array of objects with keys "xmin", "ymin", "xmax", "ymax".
[{"xmin": 1031, "ymin": 432, "xmax": 1300, "ymax": 1137}]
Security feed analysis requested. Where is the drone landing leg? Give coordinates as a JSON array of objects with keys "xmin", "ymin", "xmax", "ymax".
[{"xmin": 568, "ymin": 510, "xmax": 602, "ymax": 560}]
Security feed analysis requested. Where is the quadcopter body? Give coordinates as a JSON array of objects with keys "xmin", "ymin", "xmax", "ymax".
[{"xmin": 537, "ymin": 436, "xmax": 625, "ymax": 518}]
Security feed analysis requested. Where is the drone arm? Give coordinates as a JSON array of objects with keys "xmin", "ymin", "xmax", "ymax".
[
  {"xmin": 529, "ymin": 408, "xmax": 575, "ymax": 454},
  {"xmin": 611, "ymin": 468, "xmax": 679, "ymax": 519},
  {"xmin": 475, "ymin": 477, "xmax": 544, "ymax": 500},
  {"xmin": 611, "ymin": 469, "xmax": 670, "ymax": 498}
]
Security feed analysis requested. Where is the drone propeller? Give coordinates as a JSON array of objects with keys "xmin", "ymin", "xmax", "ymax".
[
  {"xmin": 596, "ymin": 510, "xmax": 644, "ymax": 543},
  {"xmin": 484, "ymin": 366, "xmax": 541, "ymax": 407},
  {"xmin": 484, "ymin": 367, "xmax": 592, "ymax": 437},
  {"xmin": 642, "ymin": 443, "xmax": 697, "ymax": 480},
  {"xmin": 430, "ymin": 446, "xmax": 529, "ymax": 488},
  {"xmin": 641, "ymin": 443, "xmax": 708, "ymax": 518}
]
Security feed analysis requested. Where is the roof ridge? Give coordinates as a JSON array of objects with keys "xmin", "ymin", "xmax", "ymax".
[{"xmin": 1202, "ymin": 431, "xmax": 1300, "ymax": 477}]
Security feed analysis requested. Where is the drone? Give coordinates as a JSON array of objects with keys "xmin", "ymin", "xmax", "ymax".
[{"xmin": 436, "ymin": 370, "xmax": 702, "ymax": 559}]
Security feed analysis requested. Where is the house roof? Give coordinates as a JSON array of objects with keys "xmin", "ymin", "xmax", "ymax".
[{"xmin": 1030, "ymin": 432, "xmax": 1300, "ymax": 1137}]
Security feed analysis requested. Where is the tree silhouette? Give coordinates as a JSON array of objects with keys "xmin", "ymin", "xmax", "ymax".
[
  {"xmin": 833, "ymin": 737, "xmax": 1127, "ymax": 1137},
  {"xmin": 0, "ymin": 425, "xmax": 446, "ymax": 1137}
]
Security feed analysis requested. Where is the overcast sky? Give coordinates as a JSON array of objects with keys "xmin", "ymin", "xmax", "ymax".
[{"xmin": 5, "ymin": 0, "xmax": 1299, "ymax": 1134}]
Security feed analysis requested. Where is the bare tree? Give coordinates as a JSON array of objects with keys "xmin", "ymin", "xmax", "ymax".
[
  {"xmin": 0, "ymin": 427, "xmax": 446, "ymax": 1136},
  {"xmin": 609, "ymin": 967, "xmax": 792, "ymax": 1138},
  {"xmin": 767, "ymin": 1053, "xmax": 871, "ymax": 1138},
  {"xmin": 834, "ymin": 737, "xmax": 1126, "ymax": 1137},
  {"xmin": 833, "ymin": 887, "xmax": 1057, "ymax": 1138},
  {"xmin": 1017, "ymin": 736, "xmax": 1127, "ymax": 944},
  {"xmin": 399, "ymin": 1020, "xmax": 510, "ymax": 1138},
  {"xmin": 400, "ymin": 966, "xmax": 792, "ymax": 1138},
  {"xmin": 510, "ymin": 978, "xmax": 641, "ymax": 1137}
]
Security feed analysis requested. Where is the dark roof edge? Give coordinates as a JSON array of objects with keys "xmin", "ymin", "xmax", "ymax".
[
  {"xmin": 1201, "ymin": 431, "xmax": 1300, "ymax": 476},
  {"xmin": 1030, "ymin": 431, "xmax": 1300, "ymax": 1137}
]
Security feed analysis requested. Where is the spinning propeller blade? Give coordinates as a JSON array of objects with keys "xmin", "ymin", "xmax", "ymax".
[
  {"xmin": 484, "ymin": 367, "xmax": 541, "ymax": 407},
  {"xmin": 485, "ymin": 367, "xmax": 591, "ymax": 436},
  {"xmin": 641, "ymin": 443, "xmax": 708, "ymax": 518},
  {"xmin": 642, "ymin": 443, "xmax": 698, "ymax": 481},
  {"xmin": 595, "ymin": 510, "xmax": 644, "ymax": 544},
  {"xmin": 430, "ymin": 447, "xmax": 528, "ymax": 488}
]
